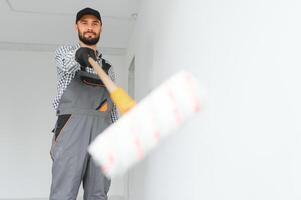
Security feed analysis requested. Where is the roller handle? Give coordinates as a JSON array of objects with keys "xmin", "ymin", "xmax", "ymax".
[{"xmin": 88, "ymin": 57, "xmax": 136, "ymax": 114}]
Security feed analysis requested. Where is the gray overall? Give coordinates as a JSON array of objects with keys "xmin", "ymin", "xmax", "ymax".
[{"xmin": 50, "ymin": 69, "xmax": 113, "ymax": 200}]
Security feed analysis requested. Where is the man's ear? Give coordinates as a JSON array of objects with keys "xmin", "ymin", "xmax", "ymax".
[
  {"xmin": 74, "ymin": 24, "xmax": 78, "ymax": 33},
  {"xmin": 99, "ymin": 25, "xmax": 103, "ymax": 34}
]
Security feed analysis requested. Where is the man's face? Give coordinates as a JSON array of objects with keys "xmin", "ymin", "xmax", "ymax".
[{"xmin": 76, "ymin": 15, "xmax": 102, "ymax": 45}]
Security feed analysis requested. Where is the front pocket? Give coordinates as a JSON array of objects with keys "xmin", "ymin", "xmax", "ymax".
[
  {"xmin": 96, "ymin": 99, "xmax": 109, "ymax": 112},
  {"xmin": 54, "ymin": 114, "xmax": 72, "ymax": 142}
]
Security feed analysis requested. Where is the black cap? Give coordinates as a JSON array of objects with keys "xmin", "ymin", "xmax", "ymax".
[{"xmin": 76, "ymin": 7, "xmax": 102, "ymax": 24}]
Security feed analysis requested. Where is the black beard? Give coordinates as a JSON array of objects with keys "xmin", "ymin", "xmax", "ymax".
[{"xmin": 78, "ymin": 32, "xmax": 100, "ymax": 45}]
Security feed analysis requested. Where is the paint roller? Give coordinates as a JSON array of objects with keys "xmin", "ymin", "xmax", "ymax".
[{"xmin": 88, "ymin": 57, "xmax": 204, "ymax": 177}]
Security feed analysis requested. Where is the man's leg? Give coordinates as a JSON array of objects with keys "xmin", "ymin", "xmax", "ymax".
[
  {"xmin": 50, "ymin": 115, "xmax": 91, "ymax": 200},
  {"xmin": 83, "ymin": 116, "xmax": 111, "ymax": 200},
  {"xmin": 83, "ymin": 156, "xmax": 111, "ymax": 200}
]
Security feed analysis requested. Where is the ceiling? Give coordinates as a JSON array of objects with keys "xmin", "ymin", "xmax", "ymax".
[{"xmin": 0, "ymin": 0, "xmax": 140, "ymax": 54}]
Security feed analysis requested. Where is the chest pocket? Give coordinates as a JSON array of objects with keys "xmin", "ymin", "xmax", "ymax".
[
  {"xmin": 80, "ymin": 58, "xmax": 111, "ymax": 87},
  {"xmin": 81, "ymin": 76, "xmax": 105, "ymax": 87}
]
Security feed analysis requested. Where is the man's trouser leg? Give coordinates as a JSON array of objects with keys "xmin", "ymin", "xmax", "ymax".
[
  {"xmin": 49, "ymin": 114, "xmax": 110, "ymax": 200},
  {"xmin": 82, "ymin": 116, "xmax": 111, "ymax": 200}
]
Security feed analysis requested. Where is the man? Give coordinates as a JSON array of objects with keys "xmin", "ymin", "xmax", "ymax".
[{"xmin": 50, "ymin": 7, "xmax": 118, "ymax": 200}]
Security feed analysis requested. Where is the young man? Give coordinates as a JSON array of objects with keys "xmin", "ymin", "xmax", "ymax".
[{"xmin": 50, "ymin": 7, "xmax": 118, "ymax": 200}]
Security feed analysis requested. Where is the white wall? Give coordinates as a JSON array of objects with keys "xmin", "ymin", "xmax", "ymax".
[
  {"xmin": 0, "ymin": 50, "xmax": 127, "ymax": 199},
  {"xmin": 125, "ymin": 0, "xmax": 301, "ymax": 199}
]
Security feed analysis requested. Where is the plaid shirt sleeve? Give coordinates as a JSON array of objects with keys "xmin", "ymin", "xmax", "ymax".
[
  {"xmin": 55, "ymin": 45, "xmax": 81, "ymax": 74},
  {"xmin": 107, "ymin": 65, "xmax": 119, "ymax": 123}
]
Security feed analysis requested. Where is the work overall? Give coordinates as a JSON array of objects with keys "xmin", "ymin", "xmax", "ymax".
[{"xmin": 50, "ymin": 66, "xmax": 113, "ymax": 200}]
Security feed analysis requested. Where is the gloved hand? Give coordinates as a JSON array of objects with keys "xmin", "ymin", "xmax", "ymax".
[{"xmin": 75, "ymin": 47, "xmax": 97, "ymax": 69}]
